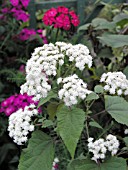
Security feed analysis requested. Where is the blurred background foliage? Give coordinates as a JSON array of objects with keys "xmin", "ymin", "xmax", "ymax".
[{"xmin": 0, "ymin": 0, "xmax": 128, "ymax": 169}]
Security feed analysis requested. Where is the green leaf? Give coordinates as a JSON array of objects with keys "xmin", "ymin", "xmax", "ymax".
[
  {"xmin": 123, "ymin": 66, "xmax": 128, "ymax": 79},
  {"xmin": 18, "ymin": 130, "xmax": 54, "ymax": 170},
  {"xmin": 42, "ymin": 119, "xmax": 54, "ymax": 128},
  {"xmin": 89, "ymin": 121, "xmax": 103, "ymax": 129},
  {"xmin": 56, "ymin": 106, "xmax": 85, "ymax": 159},
  {"xmin": 38, "ymin": 91, "xmax": 57, "ymax": 107},
  {"xmin": 94, "ymin": 85, "xmax": 104, "ymax": 93},
  {"xmin": 92, "ymin": 18, "xmax": 115, "ymax": 30},
  {"xmin": 123, "ymin": 137, "xmax": 128, "ymax": 147},
  {"xmin": 98, "ymin": 33, "xmax": 128, "ymax": 48},
  {"xmin": 101, "ymin": 157, "xmax": 127, "ymax": 170},
  {"xmin": 86, "ymin": 92, "xmax": 99, "ymax": 101},
  {"xmin": 67, "ymin": 158, "xmax": 98, "ymax": 170},
  {"xmin": 68, "ymin": 157, "xmax": 126, "ymax": 170},
  {"xmin": 113, "ymin": 13, "xmax": 128, "ymax": 23},
  {"xmin": 105, "ymin": 95, "xmax": 128, "ymax": 126},
  {"xmin": 78, "ymin": 23, "xmax": 91, "ymax": 32},
  {"xmin": 47, "ymin": 102, "xmax": 58, "ymax": 120}
]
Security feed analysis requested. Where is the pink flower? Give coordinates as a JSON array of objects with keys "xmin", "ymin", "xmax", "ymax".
[
  {"xmin": 0, "ymin": 93, "xmax": 42, "ymax": 116},
  {"xmin": 42, "ymin": 6, "xmax": 79, "ymax": 30},
  {"xmin": 12, "ymin": 9, "xmax": 30, "ymax": 22},
  {"xmin": 1, "ymin": 7, "xmax": 11, "ymax": 14},
  {"xmin": 57, "ymin": 6, "xmax": 69, "ymax": 14},
  {"xmin": 19, "ymin": 64, "xmax": 25, "ymax": 73},
  {"xmin": 20, "ymin": 0, "xmax": 30, "ymax": 8},
  {"xmin": 18, "ymin": 28, "xmax": 36, "ymax": 41},
  {"xmin": 10, "ymin": 0, "xmax": 19, "ymax": 7},
  {"xmin": 10, "ymin": 0, "xmax": 30, "ymax": 8}
]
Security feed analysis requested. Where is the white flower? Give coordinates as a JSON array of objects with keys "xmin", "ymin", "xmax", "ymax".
[
  {"xmin": 65, "ymin": 44, "xmax": 92, "ymax": 70},
  {"xmin": 58, "ymin": 75, "xmax": 92, "ymax": 106},
  {"xmin": 88, "ymin": 134, "xmax": 120, "ymax": 162},
  {"xmin": 8, "ymin": 105, "xmax": 38, "ymax": 145},
  {"xmin": 105, "ymin": 134, "xmax": 119, "ymax": 156},
  {"xmin": 57, "ymin": 77, "xmax": 62, "ymax": 84},
  {"xmin": 100, "ymin": 72, "xmax": 128, "ymax": 96}
]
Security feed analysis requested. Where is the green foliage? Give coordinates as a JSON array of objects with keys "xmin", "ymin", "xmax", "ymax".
[
  {"xmin": 38, "ymin": 91, "xmax": 57, "ymax": 107},
  {"xmin": 98, "ymin": 34, "xmax": 128, "ymax": 48},
  {"xmin": 85, "ymin": 92, "xmax": 99, "ymax": 101},
  {"xmin": 1, "ymin": 1, "xmax": 128, "ymax": 169},
  {"xmin": 105, "ymin": 95, "xmax": 128, "ymax": 126},
  {"xmin": 18, "ymin": 130, "xmax": 54, "ymax": 170},
  {"xmin": 56, "ymin": 106, "xmax": 85, "ymax": 159},
  {"xmin": 67, "ymin": 157, "xmax": 127, "ymax": 170},
  {"xmin": 94, "ymin": 85, "xmax": 104, "ymax": 94}
]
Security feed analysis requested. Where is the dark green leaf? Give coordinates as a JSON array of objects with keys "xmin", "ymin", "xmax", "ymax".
[
  {"xmin": 105, "ymin": 95, "xmax": 128, "ymax": 126},
  {"xmin": 89, "ymin": 121, "xmax": 103, "ymax": 129},
  {"xmin": 67, "ymin": 158, "xmax": 98, "ymax": 170},
  {"xmin": 68, "ymin": 157, "xmax": 126, "ymax": 170},
  {"xmin": 123, "ymin": 66, "xmax": 128, "ymax": 79},
  {"xmin": 18, "ymin": 130, "xmax": 54, "ymax": 170},
  {"xmin": 56, "ymin": 106, "xmax": 85, "ymax": 158},
  {"xmin": 123, "ymin": 137, "xmax": 128, "ymax": 147},
  {"xmin": 47, "ymin": 102, "xmax": 58, "ymax": 120}
]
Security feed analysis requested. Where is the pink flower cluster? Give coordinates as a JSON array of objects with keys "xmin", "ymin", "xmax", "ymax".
[
  {"xmin": 1, "ymin": 0, "xmax": 30, "ymax": 22},
  {"xmin": 42, "ymin": 6, "xmax": 80, "ymax": 30},
  {"xmin": 0, "ymin": 93, "xmax": 41, "ymax": 116},
  {"xmin": 17, "ymin": 28, "xmax": 48, "ymax": 43}
]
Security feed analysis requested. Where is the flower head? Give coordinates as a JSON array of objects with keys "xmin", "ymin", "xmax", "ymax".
[
  {"xmin": 8, "ymin": 105, "xmax": 38, "ymax": 145},
  {"xmin": 0, "ymin": 93, "xmax": 41, "ymax": 116},
  {"xmin": 58, "ymin": 74, "xmax": 92, "ymax": 106},
  {"xmin": 42, "ymin": 6, "xmax": 79, "ymax": 30},
  {"xmin": 100, "ymin": 72, "xmax": 128, "ymax": 96}
]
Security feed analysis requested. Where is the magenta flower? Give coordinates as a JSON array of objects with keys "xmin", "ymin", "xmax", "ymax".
[
  {"xmin": 10, "ymin": 0, "xmax": 19, "ymax": 7},
  {"xmin": 20, "ymin": 0, "xmax": 30, "ymax": 8},
  {"xmin": 1, "ymin": 7, "xmax": 11, "ymax": 14},
  {"xmin": 18, "ymin": 28, "xmax": 36, "ymax": 41},
  {"xmin": 42, "ymin": 6, "xmax": 79, "ymax": 30},
  {"xmin": 12, "ymin": 9, "xmax": 30, "ymax": 22},
  {"xmin": 0, "ymin": 93, "xmax": 42, "ymax": 116},
  {"xmin": 10, "ymin": 0, "xmax": 30, "ymax": 8},
  {"xmin": 19, "ymin": 64, "xmax": 25, "ymax": 74}
]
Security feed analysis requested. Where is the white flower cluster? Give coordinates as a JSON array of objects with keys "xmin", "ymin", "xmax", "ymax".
[
  {"xmin": 105, "ymin": 134, "xmax": 120, "ymax": 156},
  {"xmin": 88, "ymin": 134, "xmax": 119, "ymax": 163},
  {"xmin": 20, "ymin": 42, "xmax": 93, "ymax": 101},
  {"xmin": 88, "ymin": 137, "xmax": 107, "ymax": 163},
  {"xmin": 66, "ymin": 44, "xmax": 92, "ymax": 70},
  {"xmin": 55, "ymin": 41, "xmax": 73, "ymax": 52},
  {"xmin": 56, "ymin": 42, "xmax": 93, "ymax": 70},
  {"xmin": 8, "ymin": 105, "xmax": 38, "ymax": 145},
  {"xmin": 21, "ymin": 43, "xmax": 64, "ymax": 101},
  {"xmin": 100, "ymin": 72, "xmax": 128, "ymax": 95},
  {"xmin": 52, "ymin": 157, "xmax": 59, "ymax": 170},
  {"xmin": 20, "ymin": 69, "xmax": 51, "ymax": 101},
  {"xmin": 58, "ymin": 74, "xmax": 92, "ymax": 106}
]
